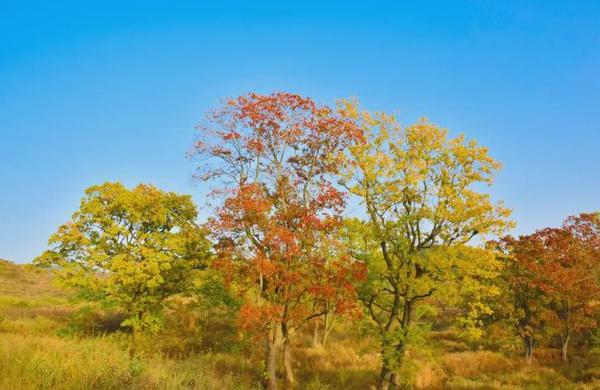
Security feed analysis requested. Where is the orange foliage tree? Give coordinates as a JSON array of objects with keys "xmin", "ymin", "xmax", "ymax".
[
  {"xmin": 501, "ymin": 213, "xmax": 600, "ymax": 363},
  {"xmin": 497, "ymin": 235, "xmax": 549, "ymax": 363},
  {"xmin": 535, "ymin": 213, "xmax": 600, "ymax": 362},
  {"xmin": 191, "ymin": 92, "xmax": 365, "ymax": 389}
]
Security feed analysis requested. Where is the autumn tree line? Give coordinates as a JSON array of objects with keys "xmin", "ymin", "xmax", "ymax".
[{"xmin": 35, "ymin": 92, "xmax": 600, "ymax": 390}]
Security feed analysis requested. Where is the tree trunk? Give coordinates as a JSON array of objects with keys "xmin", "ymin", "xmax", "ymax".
[
  {"xmin": 389, "ymin": 372, "xmax": 400, "ymax": 390},
  {"xmin": 264, "ymin": 330, "xmax": 278, "ymax": 390},
  {"xmin": 312, "ymin": 319, "xmax": 321, "ymax": 347},
  {"xmin": 561, "ymin": 334, "xmax": 570, "ymax": 363},
  {"xmin": 376, "ymin": 303, "xmax": 412, "ymax": 389},
  {"xmin": 321, "ymin": 327, "xmax": 330, "ymax": 347},
  {"xmin": 376, "ymin": 365, "xmax": 392, "ymax": 390},
  {"xmin": 321, "ymin": 311, "xmax": 333, "ymax": 347},
  {"xmin": 376, "ymin": 344, "xmax": 405, "ymax": 390},
  {"xmin": 523, "ymin": 336, "xmax": 534, "ymax": 364},
  {"xmin": 282, "ymin": 337, "xmax": 295, "ymax": 388},
  {"xmin": 129, "ymin": 329, "xmax": 138, "ymax": 358},
  {"xmin": 129, "ymin": 323, "xmax": 143, "ymax": 358}
]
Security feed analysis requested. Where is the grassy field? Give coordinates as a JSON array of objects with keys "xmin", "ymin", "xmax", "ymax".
[{"xmin": 1, "ymin": 258, "xmax": 599, "ymax": 389}]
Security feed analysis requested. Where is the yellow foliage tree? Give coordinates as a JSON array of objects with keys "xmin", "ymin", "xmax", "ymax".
[
  {"xmin": 34, "ymin": 182, "xmax": 211, "ymax": 334},
  {"xmin": 338, "ymin": 101, "xmax": 512, "ymax": 390}
]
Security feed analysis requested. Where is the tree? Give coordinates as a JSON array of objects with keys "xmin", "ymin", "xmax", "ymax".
[
  {"xmin": 532, "ymin": 213, "xmax": 600, "ymax": 362},
  {"xmin": 307, "ymin": 241, "xmax": 363, "ymax": 347},
  {"xmin": 338, "ymin": 101, "xmax": 511, "ymax": 390},
  {"xmin": 34, "ymin": 182, "xmax": 210, "ymax": 338},
  {"xmin": 496, "ymin": 213, "xmax": 600, "ymax": 364},
  {"xmin": 496, "ymin": 235, "xmax": 548, "ymax": 363},
  {"xmin": 191, "ymin": 92, "xmax": 365, "ymax": 389}
]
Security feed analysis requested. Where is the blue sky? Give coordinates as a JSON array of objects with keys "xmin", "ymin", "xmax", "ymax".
[{"xmin": 1, "ymin": 1, "xmax": 599, "ymax": 263}]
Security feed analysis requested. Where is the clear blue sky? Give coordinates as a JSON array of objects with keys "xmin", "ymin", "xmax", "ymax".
[{"xmin": 1, "ymin": 1, "xmax": 599, "ymax": 263}]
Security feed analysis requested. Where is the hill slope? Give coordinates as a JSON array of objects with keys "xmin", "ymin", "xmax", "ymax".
[{"xmin": 0, "ymin": 259, "xmax": 62, "ymax": 297}]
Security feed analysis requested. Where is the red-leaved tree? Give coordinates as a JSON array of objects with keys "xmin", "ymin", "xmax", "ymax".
[
  {"xmin": 497, "ymin": 234, "xmax": 548, "ymax": 363},
  {"xmin": 191, "ymin": 92, "xmax": 365, "ymax": 389},
  {"xmin": 535, "ymin": 213, "xmax": 600, "ymax": 362},
  {"xmin": 501, "ymin": 213, "xmax": 600, "ymax": 363}
]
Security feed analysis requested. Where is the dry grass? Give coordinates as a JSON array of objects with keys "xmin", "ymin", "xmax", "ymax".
[
  {"xmin": 294, "ymin": 341, "xmax": 380, "ymax": 389},
  {"xmin": 0, "ymin": 332, "xmax": 260, "ymax": 390},
  {"xmin": 413, "ymin": 362, "xmax": 447, "ymax": 389},
  {"xmin": 0, "ymin": 260, "xmax": 63, "ymax": 298},
  {"xmin": 0, "ymin": 333, "xmax": 145, "ymax": 389},
  {"xmin": 1, "ymin": 259, "xmax": 599, "ymax": 389},
  {"xmin": 441, "ymin": 351, "xmax": 515, "ymax": 378}
]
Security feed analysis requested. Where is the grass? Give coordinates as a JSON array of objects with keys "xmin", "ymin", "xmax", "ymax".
[
  {"xmin": 1, "ymin": 258, "xmax": 600, "ymax": 389},
  {"xmin": 0, "ymin": 332, "xmax": 260, "ymax": 390}
]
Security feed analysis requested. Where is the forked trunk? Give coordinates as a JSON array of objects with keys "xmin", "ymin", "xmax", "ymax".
[
  {"xmin": 376, "ymin": 301, "xmax": 412, "ymax": 389},
  {"xmin": 376, "ymin": 342, "xmax": 406, "ymax": 390},
  {"xmin": 524, "ymin": 335, "xmax": 534, "ymax": 364},
  {"xmin": 561, "ymin": 334, "xmax": 570, "ymax": 363},
  {"xmin": 320, "ymin": 311, "xmax": 332, "ymax": 347},
  {"xmin": 376, "ymin": 367, "xmax": 400, "ymax": 390},
  {"xmin": 376, "ymin": 365, "xmax": 392, "ymax": 390}
]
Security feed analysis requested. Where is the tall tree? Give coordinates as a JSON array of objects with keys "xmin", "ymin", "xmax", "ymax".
[
  {"xmin": 35, "ymin": 182, "xmax": 210, "ymax": 342},
  {"xmin": 192, "ymin": 92, "xmax": 365, "ymax": 389},
  {"xmin": 338, "ymin": 101, "xmax": 511, "ymax": 390},
  {"xmin": 533, "ymin": 213, "xmax": 600, "ymax": 362}
]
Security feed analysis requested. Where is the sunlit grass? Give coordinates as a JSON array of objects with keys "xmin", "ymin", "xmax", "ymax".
[
  {"xmin": 0, "ymin": 332, "xmax": 261, "ymax": 390},
  {"xmin": 1, "ymin": 259, "xmax": 600, "ymax": 389}
]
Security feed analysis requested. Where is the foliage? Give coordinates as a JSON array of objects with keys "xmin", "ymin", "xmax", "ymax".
[
  {"xmin": 191, "ymin": 92, "xmax": 366, "ymax": 388},
  {"xmin": 494, "ymin": 234, "xmax": 549, "ymax": 362},
  {"xmin": 538, "ymin": 213, "xmax": 600, "ymax": 362},
  {"xmin": 34, "ymin": 182, "xmax": 211, "ymax": 332},
  {"xmin": 14, "ymin": 90, "xmax": 600, "ymax": 389},
  {"xmin": 496, "ymin": 213, "xmax": 600, "ymax": 362},
  {"xmin": 338, "ymin": 100, "xmax": 512, "ymax": 389}
]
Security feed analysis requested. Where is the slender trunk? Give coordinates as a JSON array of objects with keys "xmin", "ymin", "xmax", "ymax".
[
  {"xmin": 321, "ymin": 311, "xmax": 333, "ymax": 347},
  {"xmin": 129, "ymin": 328, "xmax": 138, "ymax": 358},
  {"xmin": 312, "ymin": 319, "xmax": 321, "ymax": 347},
  {"xmin": 561, "ymin": 333, "xmax": 570, "ymax": 363},
  {"xmin": 376, "ymin": 365, "xmax": 392, "ymax": 390},
  {"xmin": 280, "ymin": 316, "xmax": 295, "ymax": 389},
  {"xmin": 389, "ymin": 372, "xmax": 400, "ymax": 390},
  {"xmin": 523, "ymin": 336, "xmax": 534, "ymax": 364},
  {"xmin": 264, "ymin": 330, "xmax": 278, "ymax": 390},
  {"xmin": 282, "ymin": 337, "xmax": 295, "ymax": 388},
  {"xmin": 560, "ymin": 300, "xmax": 571, "ymax": 364},
  {"xmin": 321, "ymin": 327, "xmax": 330, "ymax": 347},
  {"xmin": 129, "ymin": 311, "xmax": 143, "ymax": 358}
]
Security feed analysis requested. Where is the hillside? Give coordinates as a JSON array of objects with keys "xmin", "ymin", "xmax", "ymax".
[
  {"xmin": 0, "ymin": 259, "xmax": 599, "ymax": 389},
  {"xmin": 0, "ymin": 259, "xmax": 62, "ymax": 297}
]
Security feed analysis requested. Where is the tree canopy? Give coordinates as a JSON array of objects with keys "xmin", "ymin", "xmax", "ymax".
[
  {"xmin": 34, "ymin": 182, "xmax": 211, "ymax": 332},
  {"xmin": 192, "ymin": 92, "xmax": 365, "ymax": 389},
  {"xmin": 338, "ymin": 100, "xmax": 512, "ymax": 390},
  {"xmin": 29, "ymin": 91, "xmax": 600, "ymax": 390}
]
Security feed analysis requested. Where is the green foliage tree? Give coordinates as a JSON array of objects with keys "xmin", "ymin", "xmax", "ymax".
[
  {"xmin": 34, "ymin": 182, "xmax": 211, "ymax": 335},
  {"xmin": 338, "ymin": 101, "xmax": 512, "ymax": 390}
]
